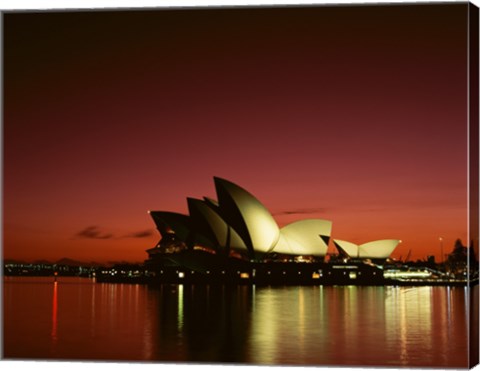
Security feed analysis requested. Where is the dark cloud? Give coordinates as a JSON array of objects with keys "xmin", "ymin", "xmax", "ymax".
[
  {"xmin": 125, "ymin": 230, "xmax": 154, "ymax": 238},
  {"xmin": 75, "ymin": 226, "xmax": 114, "ymax": 239},
  {"xmin": 274, "ymin": 207, "xmax": 327, "ymax": 216},
  {"xmin": 74, "ymin": 227, "xmax": 154, "ymax": 240}
]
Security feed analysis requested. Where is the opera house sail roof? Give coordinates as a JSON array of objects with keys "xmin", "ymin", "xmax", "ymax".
[
  {"xmin": 147, "ymin": 177, "xmax": 399, "ymax": 262},
  {"xmin": 333, "ymin": 239, "xmax": 400, "ymax": 259}
]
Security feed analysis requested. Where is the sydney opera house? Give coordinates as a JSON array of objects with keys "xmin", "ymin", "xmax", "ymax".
[{"xmin": 145, "ymin": 177, "xmax": 400, "ymax": 284}]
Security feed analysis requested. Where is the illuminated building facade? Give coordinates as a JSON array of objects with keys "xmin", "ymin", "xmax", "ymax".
[
  {"xmin": 144, "ymin": 177, "xmax": 400, "ymax": 284},
  {"xmin": 147, "ymin": 177, "xmax": 335, "ymax": 260}
]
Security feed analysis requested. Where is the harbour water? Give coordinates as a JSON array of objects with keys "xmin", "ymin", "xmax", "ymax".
[{"xmin": 2, "ymin": 277, "xmax": 473, "ymax": 367}]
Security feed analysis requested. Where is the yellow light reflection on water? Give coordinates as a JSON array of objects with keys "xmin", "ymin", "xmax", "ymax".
[
  {"xmin": 247, "ymin": 285, "xmax": 467, "ymax": 367},
  {"xmin": 250, "ymin": 287, "xmax": 279, "ymax": 364},
  {"xmin": 250, "ymin": 286, "xmax": 329, "ymax": 365},
  {"xmin": 177, "ymin": 284, "xmax": 184, "ymax": 332},
  {"xmin": 385, "ymin": 287, "xmax": 433, "ymax": 365},
  {"xmin": 298, "ymin": 288, "xmax": 305, "ymax": 350}
]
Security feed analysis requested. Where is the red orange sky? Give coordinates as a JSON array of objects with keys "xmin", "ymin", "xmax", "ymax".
[{"xmin": 3, "ymin": 4, "xmax": 471, "ymax": 263}]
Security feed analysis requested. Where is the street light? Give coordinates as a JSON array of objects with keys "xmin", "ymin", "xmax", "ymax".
[{"xmin": 439, "ymin": 237, "xmax": 444, "ymax": 264}]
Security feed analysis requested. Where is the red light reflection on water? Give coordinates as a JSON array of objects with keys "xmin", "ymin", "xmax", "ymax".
[{"xmin": 51, "ymin": 282, "xmax": 58, "ymax": 342}]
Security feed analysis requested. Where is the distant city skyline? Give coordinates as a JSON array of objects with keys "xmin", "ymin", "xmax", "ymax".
[{"xmin": 3, "ymin": 4, "xmax": 470, "ymax": 263}]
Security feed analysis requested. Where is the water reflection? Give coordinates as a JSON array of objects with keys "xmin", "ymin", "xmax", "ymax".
[
  {"xmin": 247, "ymin": 286, "xmax": 467, "ymax": 367},
  {"xmin": 3, "ymin": 277, "xmax": 469, "ymax": 367},
  {"xmin": 470, "ymin": 286, "xmax": 479, "ymax": 365},
  {"xmin": 177, "ymin": 284, "xmax": 184, "ymax": 331},
  {"xmin": 51, "ymin": 282, "xmax": 58, "ymax": 343},
  {"xmin": 386, "ymin": 287, "xmax": 435, "ymax": 365},
  {"xmin": 150, "ymin": 284, "xmax": 253, "ymax": 363},
  {"xmin": 152, "ymin": 284, "xmax": 468, "ymax": 367},
  {"xmin": 90, "ymin": 281, "xmax": 96, "ymax": 338},
  {"xmin": 249, "ymin": 286, "xmax": 329, "ymax": 364}
]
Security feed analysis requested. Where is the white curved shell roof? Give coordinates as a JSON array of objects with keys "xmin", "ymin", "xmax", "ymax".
[
  {"xmin": 273, "ymin": 219, "xmax": 332, "ymax": 256},
  {"xmin": 359, "ymin": 239, "xmax": 399, "ymax": 258},
  {"xmin": 333, "ymin": 239, "xmax": 359, "ymax": 257},
  {"xmin": 228, "ymin": 226, "xmax": 249, "ymax": 251},
  {"xmin": 334, "ymin": 239, "xmax": 399, "ymax": 259},
  {"xmin": 271, "ymin": 233, "xmax": 295, "ymax": 255},
  {"xmin": 215, "ymin": 177, "xmax": 280, "ymax": 253},
  {"xmin": 189, "ymin": 198, "xmax": 248, "ymax": 251}
]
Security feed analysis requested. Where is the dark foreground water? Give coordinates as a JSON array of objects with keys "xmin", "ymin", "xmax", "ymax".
[{"xmin": 2, "ymin": 277, "xmax": 474, "ymax": 367}]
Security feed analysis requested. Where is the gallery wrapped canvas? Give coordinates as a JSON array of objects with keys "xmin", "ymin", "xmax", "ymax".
[{"xmin": 2, "ymin": 1, "xmax": 479, "ymax": 369}]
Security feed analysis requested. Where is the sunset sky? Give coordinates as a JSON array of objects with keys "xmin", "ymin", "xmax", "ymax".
[{"xmin": 3, "ymin": 3, "xmax": 471, "ymax": 263}]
